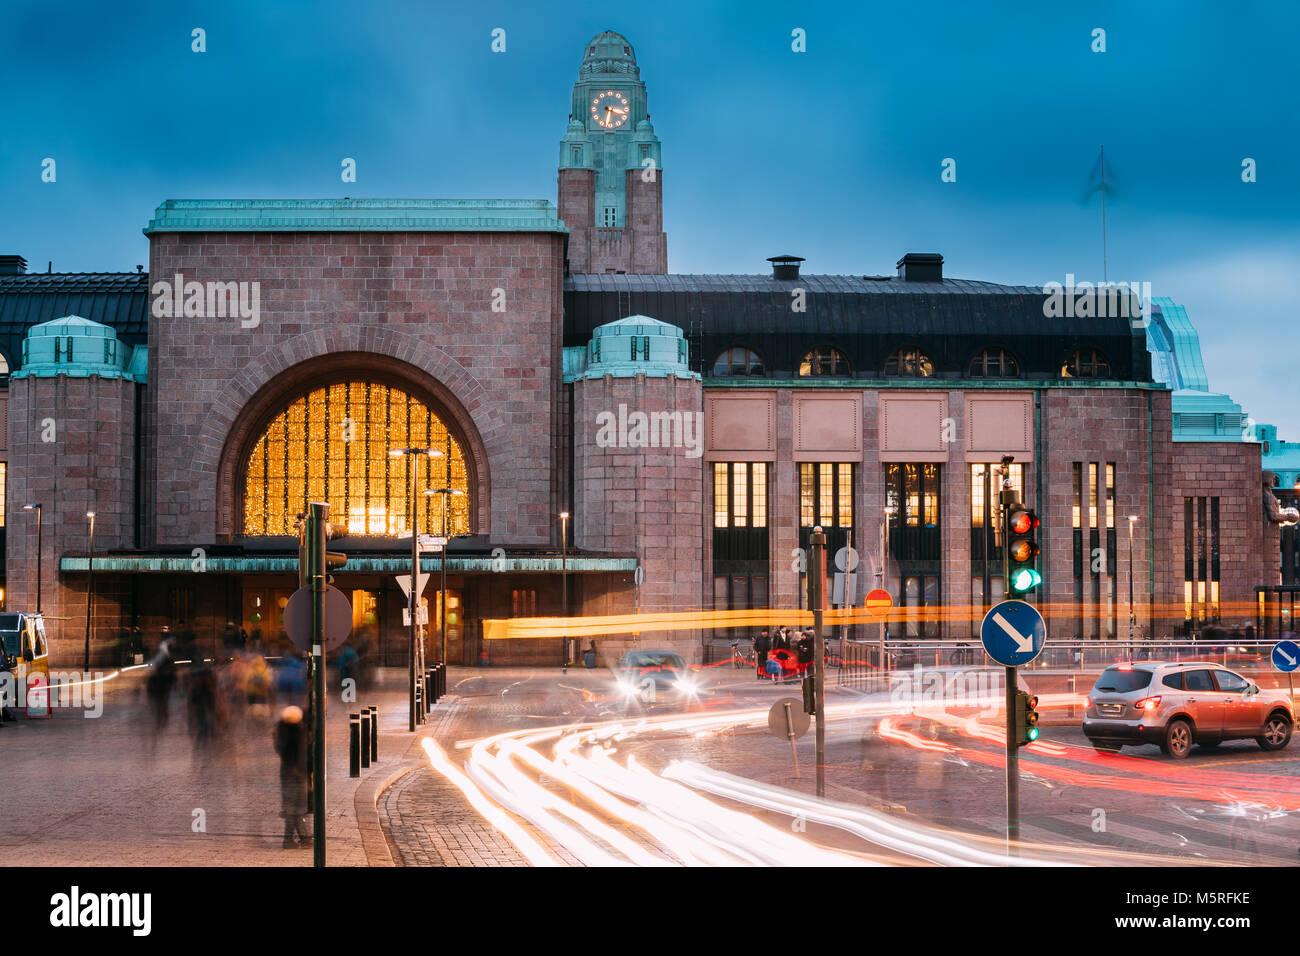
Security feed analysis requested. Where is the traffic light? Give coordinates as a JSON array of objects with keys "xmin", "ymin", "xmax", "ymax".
[
  {"xmin": 1013, "ymin": 690, "xmax": 1041, "ymax": 746},
  {"xmin": 1006, "ymin": 503, "xmax": 1041, "ymax": 594},
  {"xmin": 802, "ymin": 674, "xmax": 816, "ymax": 715}
]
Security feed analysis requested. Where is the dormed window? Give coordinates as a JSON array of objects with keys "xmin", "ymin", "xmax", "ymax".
[
  {"xmin": 798, "ymin": 346, "xmax": 851, "ymax": 377},
  {"xmin": 883, "ymin": 347, "xmax": 934, "ymax": 378},
  {"xmin": 711, "ymin": 347, "xmax": 764, "ymax": 377},
  {"xmin": 968, "ymin": 347, "xmax": 1019, "ymax": 378},
  {"xmin": 242, "ymin": 381, "xmax": 471, "ymax": 537},
  {"xmin": 1061, "ymin": 348, "xmax": 1112, "ymax": 379}
]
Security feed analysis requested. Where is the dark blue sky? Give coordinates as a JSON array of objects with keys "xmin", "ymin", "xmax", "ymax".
[{"xmin": 1, "ymin": 0, "xmax": 1296, "ymax": 427}]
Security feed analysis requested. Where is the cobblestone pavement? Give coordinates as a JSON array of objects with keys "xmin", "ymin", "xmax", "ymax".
[{"xmin": 3, "ymin": 663, "xmax": 413, "ymax": 866}]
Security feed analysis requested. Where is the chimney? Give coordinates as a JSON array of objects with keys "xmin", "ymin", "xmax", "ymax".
[
  {"xmin": 767, "ymin": 254, "xmax": 805, "ymax": 280},
  {"xmin": 0, "ymin": 255, "xmax": 28, "ymax": 275},
  {"xmin": 896, "ymin": 252, "xmax": 943, "ymax": 282}
]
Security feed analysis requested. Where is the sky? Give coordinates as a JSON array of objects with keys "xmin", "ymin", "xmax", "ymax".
[{"xmin": 1, "ymin": 0, "xmax": 1296, "ymax": 427}]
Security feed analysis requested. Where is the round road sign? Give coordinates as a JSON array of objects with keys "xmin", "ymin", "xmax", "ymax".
[{"xmin": 284, "ymin": 584, "xmax": 354, "ymax": 653}]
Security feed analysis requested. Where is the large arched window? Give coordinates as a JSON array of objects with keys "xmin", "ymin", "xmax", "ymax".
[
  {"xmin": 883, "ymin": 347, "xmax": 935, "ymax": 378},
  {"xmin": 799, "ymin": 346, "xmax": 851, "ymax": 377},
  {"xmin": 711, "ymin": 347, "xmax": 765, "ymax": 376},
  {"xmin": 1060, "ymin": 348, "xmax": 1111, "ymax": 379},
  {"xmin": 242, "ymin": 381, "xmax": 471, "ymax": 536},
  {"xmin": 968, "ymin": 347, "xmax": 1019, "ymax": 378}
]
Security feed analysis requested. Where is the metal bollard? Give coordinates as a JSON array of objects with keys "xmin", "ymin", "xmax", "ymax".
[
  {"xmin": 368, "ymin": 706, "xmax": 378, "ymax": 760},
  {"xmin": 349, "ymin": 713, "xmax": 361, "ymax": 778},
  {"xmin": 438, "ymin": 662, "xmax": 445, "ymax": 697},
  {"xmin": 427, "ymin": 668, "xmax": 436, "ymax": 705},
  {"xmin": 360, "ymin": 708, "xmax": 371, "ymax": 768},
  {"xmin": 415, "ymin": 679, "xmax": 424, "ymax": 724}
]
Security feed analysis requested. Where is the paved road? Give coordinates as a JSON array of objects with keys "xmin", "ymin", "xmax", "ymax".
[{"xmin": 384, "ymin": 664, "xmax": 1300, "ymax": 866}]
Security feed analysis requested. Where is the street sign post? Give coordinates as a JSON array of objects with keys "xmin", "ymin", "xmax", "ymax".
[
  {"xmin": 979, "ymin": 600, "xmax": 1047, "ymax": 667},
  {"xmin": 865, "ymin": 587, "xmax": 893, "ymax": 690},
  {"xmin": 980, "ymin": 598, "xmax": 1047, "ymax": 857},
  {"xmin": 1272, "ymin": 639, "xmax": 1299, "ymax": 701},
  {"xmin": 1271, "ymin": 640, "xmax": 1299, "ymax": 673},
  {"xmin": 768, "ymin": 698, "xmax": 810, "ymax": 778}
]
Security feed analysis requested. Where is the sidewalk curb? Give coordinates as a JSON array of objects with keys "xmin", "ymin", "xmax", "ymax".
[{"xmin": 356, "ymin": 763, "xmax": 417, "ymax": 867}]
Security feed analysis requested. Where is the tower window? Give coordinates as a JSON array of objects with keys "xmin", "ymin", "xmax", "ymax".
[
  {"xmin": 571, "ymin": 145, "xmax": 582, "ymax": 165},
  {"xmin": 602, "ymin": 207, "xmax": 617, "ymax": 227}
]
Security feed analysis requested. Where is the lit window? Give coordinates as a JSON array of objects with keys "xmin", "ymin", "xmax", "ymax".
[
  {"xmin": 799, "ymin": 347, "xmax": 851, "ymax": 377},
  {"xmin": 713, "ymin": 463, "xmax": 728, "ymax": 529},
  {"xmin": 752, "ymin": 463, "xmax": 767, "ymax": 528},
  {"xmin": 734, "ymin": 463, "xmax": 748, "ymax": 527},
  {"xmin": 242, "ymin": 381, "xmax": 470, "ymax": 536},
  {"xmin": 883, "ymin": 347, "xmax": 934, "ymax": 377},
  {"xmin": 1061, "ymin": 348, "xmax": 1112, "ymax": 378}
]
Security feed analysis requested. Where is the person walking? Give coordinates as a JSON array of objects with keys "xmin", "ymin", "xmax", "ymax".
[
  {"xmin": 145, "ymin": 638, "xmax": 177, "ymax": 732},
  {"xmin": 274, "ymin": 705, "xmax": 311, "ymax": 848},
  {"xmin": 795, "ymin": 628, "xmax": 814, "ymax": 675},
  {"xmin": 754, "ymin": 629, "xmax": 771, "ymax": 679}
]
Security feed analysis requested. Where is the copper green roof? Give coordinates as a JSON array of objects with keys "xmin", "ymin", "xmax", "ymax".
[{"xmin": 144, "ymin": 199, "xmax": 568, "ymax": 235}]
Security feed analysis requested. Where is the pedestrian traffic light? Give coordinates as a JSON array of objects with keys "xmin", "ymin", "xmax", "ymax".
[
  {"xmin": 1006, "ymin": 504, "xmax": 1041, "ymax": 594},
  {"xmin": 1013, "ymin": 690, "xmax": 1040, "ymax": 746}
]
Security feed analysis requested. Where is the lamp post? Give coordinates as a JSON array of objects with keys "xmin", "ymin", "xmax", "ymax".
[
  {"xmin": 880, "ymin": 505, "xmax": 896, "ymax": 685},
  {"xmin": 84, "ymin": 511, "xmax": 96, "ymax": 671},
  {"xmin": 1128, "ymin": 515, "xmax": 1139, "ymax": 644},
  {"xmin": 424, "ymin": 487, "xmax": 464, "ymax": 666},
  {"xmin": 389, "ymin": 447, "xmax": 442, "ymax": 732},
  {"xmin": 559, "ymin": 511, "xmax": 570, "ymax": 669},
  {"xmin": 23, "ymin": 504, "xmax": 42, "ymax": 614}
]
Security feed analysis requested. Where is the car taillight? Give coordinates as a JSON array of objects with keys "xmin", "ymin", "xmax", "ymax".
[{"xmin": 1134, "ymin": 696, "xmax": 1161, "ymax": 711}]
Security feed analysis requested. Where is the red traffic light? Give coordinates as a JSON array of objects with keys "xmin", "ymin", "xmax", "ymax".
[{"xmin": 1010, "ymin": 509, "xmax": 1033, "ymax": 535}]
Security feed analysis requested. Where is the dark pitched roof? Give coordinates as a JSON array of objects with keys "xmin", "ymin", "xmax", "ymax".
[
  {"xmin": 564, "ymin": 273, "xmax": 1153, "ymax": 382},
  {"xmin": 0, "ymin": 272, "xmax": 150, "ymax": 368}
]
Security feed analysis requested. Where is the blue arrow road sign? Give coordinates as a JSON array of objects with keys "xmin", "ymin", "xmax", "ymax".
[
  {"xmin": 1271, "ymin": 640, "xmax": 1300, "ymax": 673},
  {"xmin": 981, "ymin": 600, "xmax": 1047, "ymax": 667}
]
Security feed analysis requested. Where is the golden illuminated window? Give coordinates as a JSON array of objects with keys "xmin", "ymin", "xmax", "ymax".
[
  {"xmin": 242, "ymin": 381, "xmax": 471, "ymax": 536},
  {"xmin": 0, "ymin": 463, "xmax": 6, "ymax": 528},
  {"xmin": 799, "ymin": 347, "xmax": 851, "ymax": 377},
  {"xmin": 733, "ymin": 463, "xmax": 748, "ymax": 527},
  {"xmin": 818, "ymin": 463, "xmax": 833, "ymax": 528},
  {"xmin": 837, "ymin": 463, "xmax": 853, "ymax": 527},
  {"xmin": 799, "ymin": 463, "xmax": 815, "ymax": 526},
  {"xmin": 1061, "ymin": 348, "xmax": 1111, "ymax": 378},
  {"xmin": 713, "ymin": 463, "xmax": 729, "ymax": 529},
  {"xmin": 751, "ymin": 463, "xmax": 767, "ymax": 528},
  {"xmin": 883, "ymin": 347, "xmax": 934, "ymax": 378}
]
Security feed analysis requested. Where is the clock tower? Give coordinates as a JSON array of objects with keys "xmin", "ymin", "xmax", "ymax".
[{"xmin": 558, "ymin": 31, "xmax": 667, "ymax": 274}]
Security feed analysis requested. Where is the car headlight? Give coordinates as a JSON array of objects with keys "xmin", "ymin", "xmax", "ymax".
[{"xmin": 675, "ymin": 677, "xmax": 699, "ymax": 696}]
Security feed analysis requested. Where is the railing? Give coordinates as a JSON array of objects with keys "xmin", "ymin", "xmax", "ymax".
[
  {"xmin": 836, "ymin": 638, "xmax": 1280, "ymax": 687},
  {"xmin": 596, "ymin": 227, "xmax": 623, "ymax": 249}
]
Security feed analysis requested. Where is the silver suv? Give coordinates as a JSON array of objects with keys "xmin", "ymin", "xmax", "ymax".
[{"xmin": 1083, "ymin": 661, "xmax": 1293, "ymax": 759}]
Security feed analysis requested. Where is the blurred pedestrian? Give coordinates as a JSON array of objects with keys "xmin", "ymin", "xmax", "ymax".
[
  {"xmin": 795, "ymin": 629, "xmax": 814, "ymax": 674},
  {"xmin": 186, "ymin": 661, "xmax": 218, "ymax": 748},
  {"xmin": 273, "ymin": 705, "xmax": 310, "ymax": 848},
  {"xmin": 755, "ymin": 629, "xmax": 770, "ymax": 679},
  {"xmin": 145, "ymin": 639, "xmax": 176, "ymax": 731}
]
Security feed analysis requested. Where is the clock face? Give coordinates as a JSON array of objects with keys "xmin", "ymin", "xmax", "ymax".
[{"xmin": 590, "ymin": 89, "xmax": 630, "ymax": 129}]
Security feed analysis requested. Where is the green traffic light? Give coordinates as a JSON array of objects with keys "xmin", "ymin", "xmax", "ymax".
[
  {"xmin": 1010, "ymin": 568, "xmax": 1041, "ymax": 592},
  {"xmin": 1027, "ymin": 726, "xmax": 1040, "ymax": 742}
]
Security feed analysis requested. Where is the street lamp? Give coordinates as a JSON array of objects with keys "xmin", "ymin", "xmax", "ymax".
[
  {"xmin": 389, "ymin": 447, "xmax": 442, "ymax": 732},
  {"xmin": 424, "ymin": 487, "xmax": 464, "ymax": 666},
  {"xmin": 559, "ymin": 511, "xmax": 570, "ymax": 669},
  {"xmin": 23, "ymin": 504, "xmax": 42, "ymax": 614},
  {"xmin": 1128, "ymin": 515, "xmax": 1139, "ymax": 644},
  {"xmin": 880, "ymin": 505, "xmax": 897, "ymax": 683},
  {"xmin": 84, "ymin": 511, "xmax": 96, "ymax": 671}
]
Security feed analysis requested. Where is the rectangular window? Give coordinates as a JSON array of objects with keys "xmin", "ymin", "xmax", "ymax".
[
  {"xmin": 886, "ymin": 463, "xmax": 941, "ymax": 562},
  {"xmin": 1105, "ymin": 463, "xmax": 1116, "ymax": 529},
  {"xmin": 713, "ymin": 463, "xmax": 728, "ymax": 529},
  {"xmin": 752, "ymin": 463, "xmax": 767, "ymax": 528},
  {"xmin": 800, "ymin": 463, "xmax": 815, "ymax": 527},
  {"xmin": 818, "ymin": 463, "xmax": 833, "ymax": 528},
  {"xmin": 0, "ymin": 462, "xmax": 6, "ymax": 527},
  {"xmin": 838, "ymin": 463, "xmax": 853, "ymax": 528},
  {"xmin": 1183, "ymin": 495, "xmax": 1222, "ymax": 631},
  {"xmin": 602, "ymin": 207, "xmax": 617, "ymax": 227},
  {"xmin": 733, "ymin": 463, "xmax": 748, "ymax": 528}
]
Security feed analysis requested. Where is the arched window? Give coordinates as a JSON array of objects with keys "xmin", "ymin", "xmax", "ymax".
[
  {"xmin": 798, "ymin": 346, "xmax": 851, "ymax": 377},
  {"xmin": 711, "ymin": 347, "xmax": 764, "ymax": 377},
  {"xmin": 1061, "ymin": 348, "xmax": 1112, "ymax": 379},
  {"xmin": 242, "ymin": 381, "xmax": 471, "ymax": 536},
  {"xmin": 968, "ymin": 348, "xmax": 1019, "ymax": 377},
  {"xmin": 0, "ymin": 352, "xmax": 9, "ymax": 377},
  {"xmin": 883, "ymin": 347, "xmax": 935, "ymax": 378}
]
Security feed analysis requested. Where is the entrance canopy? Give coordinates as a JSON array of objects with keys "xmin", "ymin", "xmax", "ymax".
[{"xmin": 60, "ymin": 551, "xmax": 636, "ymax": 575}]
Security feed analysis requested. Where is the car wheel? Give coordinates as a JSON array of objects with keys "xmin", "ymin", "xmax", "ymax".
[
  {"xmin": 1091, "ymin": 741, "xmax": 1121, "ymax": 754},
  {"xmin": 1162, "ymin": 719, "xmax": 1193, "ymax": 759},
  {"xmin": 1258, "ymin": 713, "xmax": 1292, "ymax": 751}
]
